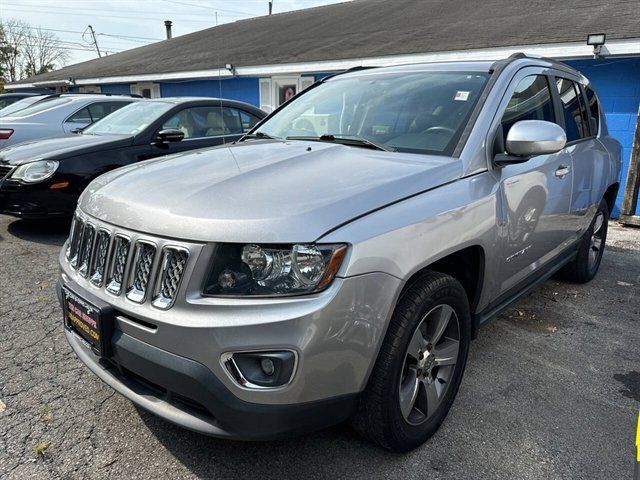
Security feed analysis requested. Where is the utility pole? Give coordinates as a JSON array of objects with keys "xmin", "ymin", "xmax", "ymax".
[{"xmin": 87, "ymin": 25, "xmax": 101, "ymax": 58}]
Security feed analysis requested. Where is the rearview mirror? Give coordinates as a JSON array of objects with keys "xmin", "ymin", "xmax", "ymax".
[
  {"xmin": 155, "ymin": 128, "xmax": 185, "ymax": 144},
  {"xmin": 495, "ymin": 120, "xmax": 566, "ymax": 166}
]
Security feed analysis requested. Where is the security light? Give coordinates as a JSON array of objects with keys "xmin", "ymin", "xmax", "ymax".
[
  {"xmin": 587, "ymin": 33, "xmax": 606, "ymax": 57},
  {"xmin": 225, "ymin": 63, "xmax": 236, "ymax": 76}
]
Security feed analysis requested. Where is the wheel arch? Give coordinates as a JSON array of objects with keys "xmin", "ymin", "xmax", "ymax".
[
  {"xmin": 602, "ymin": 182, "xmax": 619, "ymax": 216},
  {"xmin": 398, "ymin": 245, "xmax": 486, "ymax": 339}
]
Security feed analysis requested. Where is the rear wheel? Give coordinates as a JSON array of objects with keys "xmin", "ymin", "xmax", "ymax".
[
  {"xmin": 557, "ymin": 199, "xmax": 609, "ymax": 283},
  {"xmin": 351, "ymin": 271, "xmax": 471, "ymax": 452}
]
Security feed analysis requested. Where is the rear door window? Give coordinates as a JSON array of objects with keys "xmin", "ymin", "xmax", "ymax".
[
  {"xmin": 66, "ymin": 106, "xmax": 92, "ymax": 124},
  {"xmin": 584, "ymin": 86, "xmax": 600, "ymax": 135},
  {"xmin": 87, "ymin": 101, "xmax": 131, "ymax": 122},
  {"xmin": 501, "ymin": 75, "xmax": 556, "ymax": 140},
  {"xmin": 555, "ymin": 78, "xmax": 589, "ymax": 142}
]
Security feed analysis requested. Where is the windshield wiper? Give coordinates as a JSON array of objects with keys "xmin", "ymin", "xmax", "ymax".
[
  {"xmin": 285, "ymin": 134, "xmax": 395, "ymax": 152},
  {"xmin": 239, "ymin": 131, "xmax": 278, "ymax": 141}
]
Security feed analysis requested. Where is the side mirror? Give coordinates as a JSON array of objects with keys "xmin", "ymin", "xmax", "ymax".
[
  {"xmin": 495, "ymin": 120, "xmax": 566, "ymax": 166},
  {"xmin": 155, "ymin": 128, "xmax": 185, "ymax": 144}
]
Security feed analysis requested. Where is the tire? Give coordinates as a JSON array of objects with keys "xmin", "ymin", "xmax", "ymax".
[
  {"xmin": 557, "ymin": 199, "xmax": 609, "ymax": 283},
  {"xmin": 351, "ymin": 271, "xmax": 471, "ymax": 452}
]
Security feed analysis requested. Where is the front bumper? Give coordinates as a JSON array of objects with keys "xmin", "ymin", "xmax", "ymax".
[
  {"xmin": 0, "ymin": 178, "xmax": 76, "ymax": 218},
  {"xmin": 61, "ymin": 296, "xmax": 358, "ymax": 439},
  {"xmin": 58, "ymin": 235, "xmax": 402, "ymax": 438}
]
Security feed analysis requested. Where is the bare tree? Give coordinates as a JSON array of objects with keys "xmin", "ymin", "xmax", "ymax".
[
  {"xmin": 0, "ymin": 19, "xmax": 69, "ymax": 81},
  {"xmin": 22, "ymin": 27, "xmax": 70, "ymax": 78},
  {"xmin": 0, "ymin": 19, "xmax": 29, "ymax": 82}
]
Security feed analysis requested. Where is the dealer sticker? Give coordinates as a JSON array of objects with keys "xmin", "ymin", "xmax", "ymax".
[{"xmin": 454, "ymin": 91, "xmax": 470, "ymax": 101}]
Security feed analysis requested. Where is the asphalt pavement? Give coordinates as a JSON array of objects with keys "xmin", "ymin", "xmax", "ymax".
[{"xmin": 0, "ymin": 214, "xmax": 638, "ymax": 479}]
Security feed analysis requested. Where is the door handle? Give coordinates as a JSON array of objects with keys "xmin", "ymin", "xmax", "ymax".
[{"xmin": 555, "ymin": 165, "xmax": 571, "ymax": 178}]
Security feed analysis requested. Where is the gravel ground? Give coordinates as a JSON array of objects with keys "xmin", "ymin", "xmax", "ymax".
[{"xmin": 0, "ymin": 215, "xmax": 638, "ymax": 480}]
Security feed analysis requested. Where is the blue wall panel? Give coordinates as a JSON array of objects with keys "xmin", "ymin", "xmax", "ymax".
[
  {"xmin": 567, "ymin": 57, "xmax": 640, "ymax": 217},
  {"xmin": 159, "ymin": 78, "xmax": 260, "ymax": 107}
]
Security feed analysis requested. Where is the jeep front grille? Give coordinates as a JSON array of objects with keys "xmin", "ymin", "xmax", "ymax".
[
  {"xmin": 64, "ymin": 215, "xmax": 191, "ymax": 309},
  {"xmin": 78, "ymin": 223, "xmax": 95, "ymax": 277},
  {"xmin": 152, "ymin": 247, "xmax": 189, "ymax": 309},
  {"xmin": 127, "ymin": 241, "xmax": 156, "ymax": 303},
  {"xmin": 90, "ymin": 230, "xmax": 110, "ymax": 286},
  {"xmin": 107, "ymin": 235, "xmax": 131, "ymax": 295}
]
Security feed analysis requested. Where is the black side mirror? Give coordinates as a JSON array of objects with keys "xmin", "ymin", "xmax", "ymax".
[{"xmin": 155, "ymin": 128, "xmax": 185, "ymax": 144}]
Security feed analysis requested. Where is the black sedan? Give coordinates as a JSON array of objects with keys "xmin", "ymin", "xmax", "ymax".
[{"xmin": 0, "ymin": 97, "xmax": 265, "ymax": 218}]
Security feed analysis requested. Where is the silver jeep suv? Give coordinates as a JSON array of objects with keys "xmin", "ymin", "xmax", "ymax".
[{"xmin": 57, "ymin": 54, "xmax": 621, "ymax": 452}]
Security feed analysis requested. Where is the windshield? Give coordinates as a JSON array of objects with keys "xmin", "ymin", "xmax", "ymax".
[
  {"xmin": 0, "ymin": 96, "xmax": 44, "ymax": 117},
  {"xmin": 5, "ymin": 97, "xmax": 72, "ymax": 118},
  {"xmin": 83, "ymin": 101, "xmax": 173, "ymax": 135},
  {"xmin": 257, "ymin": 71, "xmax": 489, "ymax": 156}
]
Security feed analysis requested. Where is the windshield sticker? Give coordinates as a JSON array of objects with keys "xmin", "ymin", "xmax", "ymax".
[{"xmin": 454, "ymin": 91, "xmax": 470, "ymax": 101}]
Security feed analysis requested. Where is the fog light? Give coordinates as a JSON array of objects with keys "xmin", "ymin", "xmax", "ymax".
[
  {"xmin": 260, "ymin": 357, "xmax": 275, "ymax": 376},
  {"xmin": 222, "ymin": 350, "xmax": 296, "ymax": 388}
]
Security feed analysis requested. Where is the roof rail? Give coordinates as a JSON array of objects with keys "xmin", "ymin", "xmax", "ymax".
[{"xmin": 319, "ymin": 65, "xmax": 377, "ymax": 82}]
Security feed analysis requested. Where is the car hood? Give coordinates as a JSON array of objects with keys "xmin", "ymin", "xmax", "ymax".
[
  {"xmin": 81, "ymin": 140, "xmax": 461, "ymax": 243},
  {"xmin": 0, "ymin": 134, "xmax": 132, "ymax": 165}
]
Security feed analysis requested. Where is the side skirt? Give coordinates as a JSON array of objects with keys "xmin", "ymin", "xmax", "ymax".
[{"xmin": 472, "ymin": 244, "xmax": 579, "ymax": 336}]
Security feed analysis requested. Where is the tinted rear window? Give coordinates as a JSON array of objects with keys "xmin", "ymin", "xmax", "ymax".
[{"xmin": 8, "ymin": 97, "xmax": 72, "ymax": 118}]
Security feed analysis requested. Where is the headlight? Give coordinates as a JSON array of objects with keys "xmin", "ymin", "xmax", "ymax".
[
  {"xmin": 11, "ymin": 160, "xmax": 59, "ymax": 183},
  {"xmin": 204, "ymin": 243, "xmax": 347, "ymax": 297}
]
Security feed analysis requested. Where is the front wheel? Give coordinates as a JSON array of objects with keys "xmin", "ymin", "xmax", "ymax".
[{"xmin": 351, "ymin": 271, "xmax": 471, "ymax": 452}]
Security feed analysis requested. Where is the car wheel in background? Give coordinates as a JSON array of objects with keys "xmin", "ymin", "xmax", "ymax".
[{"xmin": 557, "ymin": 199, "xmax": 609, "ymax": 283}]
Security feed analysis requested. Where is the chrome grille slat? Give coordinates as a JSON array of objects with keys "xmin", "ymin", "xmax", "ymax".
[
  {"xmin": 78, "ymin": 224, "xmax": 96, "ymax": 277},
  {"xmin": 90, "ymin": 230, "xmax": 111, "ymax": 286},
  {"xmin": 152, "ymin": 247, "xmax": 189, "ymax": 309},
  {"xmin": 106, "ymin": 235, "xmax": 131, "ymax": 295},
  {"xmin": 70, "ymin": 221, "xmax": 86, "ymax": 269},
  {"xmin": 126, "ymin": 241, "xmax": 156, "ymax": 303}
]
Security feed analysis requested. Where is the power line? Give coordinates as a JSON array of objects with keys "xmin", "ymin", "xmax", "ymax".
[
  {"xmin": 0, "ymin": 4, "xmax": 244, "ymax": 23},
  {"xmin": 13, "ymin": 25, "xmax": 162, "ymax": 42}
]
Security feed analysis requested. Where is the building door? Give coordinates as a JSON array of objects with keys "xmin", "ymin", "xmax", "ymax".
[
  {"xmin": 259, "ymin": 76, "xmax": 315, "ymax": 113},
  {"xmin": 131, "ymin": 82, "xmax": 161, "ymax": 98}
]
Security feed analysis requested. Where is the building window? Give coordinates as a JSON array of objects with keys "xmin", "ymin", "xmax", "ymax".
[{"xmin": 78, "ymin": 85, "xmax": 102, "ymax": 94}]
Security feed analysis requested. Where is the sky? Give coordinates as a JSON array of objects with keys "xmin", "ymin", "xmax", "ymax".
[{"xmin": 0, "ymin": 0, "xmax": 349, "ymax": 66}]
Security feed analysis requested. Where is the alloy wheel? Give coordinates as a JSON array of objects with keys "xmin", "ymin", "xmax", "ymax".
[
  {"xmin": 398, "ymin": 304, "xmax": 460, "ymax": 425},
  {"xmin": 588, "ymin": 211, "xmax": 605, "ymax": 270}
]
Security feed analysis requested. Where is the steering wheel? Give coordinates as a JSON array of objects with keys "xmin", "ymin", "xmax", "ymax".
[
  {"xmin": 291, "ymin": 118, "xmax": 317, "ymax": 136},
  {"xmin": 423, "ymin": 126, "xmax": 456, "ymax": 136}
]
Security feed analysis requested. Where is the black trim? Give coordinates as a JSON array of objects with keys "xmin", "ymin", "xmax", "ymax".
[{"xmin": 472, "ymin": 242, "xmax": 579, "ymax": 334}]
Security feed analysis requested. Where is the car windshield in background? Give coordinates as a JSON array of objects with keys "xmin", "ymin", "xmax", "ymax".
[
  {"xmin": 0, "ymin": 97, "xmax": 44, "ymax": 117},
  {"xmin": 83, "ymin": 101, "xmax": 174, "ymax": 135},
  {"xmin": 6, "ymin": 97, "xmax": 73, "ymax": 118},
  {"xmin": 257, "ymin": 71, "xmax": 489, "ymax": 156}
]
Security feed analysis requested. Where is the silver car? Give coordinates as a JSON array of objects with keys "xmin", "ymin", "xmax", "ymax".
[
  {"xmin": 57, "ymin": 54, "xmax": 621, "ymax": 451},
  {"xmin": 0, "ymin": 94, "xmax": 137, "ymax": 148}
]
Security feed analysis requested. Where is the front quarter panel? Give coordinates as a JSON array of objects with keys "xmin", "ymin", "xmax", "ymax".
[{"xmin": 320, "ymin": 171, "xmax": 500, "ymax": 313}]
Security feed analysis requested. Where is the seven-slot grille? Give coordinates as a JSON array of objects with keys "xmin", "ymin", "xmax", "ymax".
[{"xmin": 66, "ymin": 216, "xmax": 189, "ymax": 309}]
